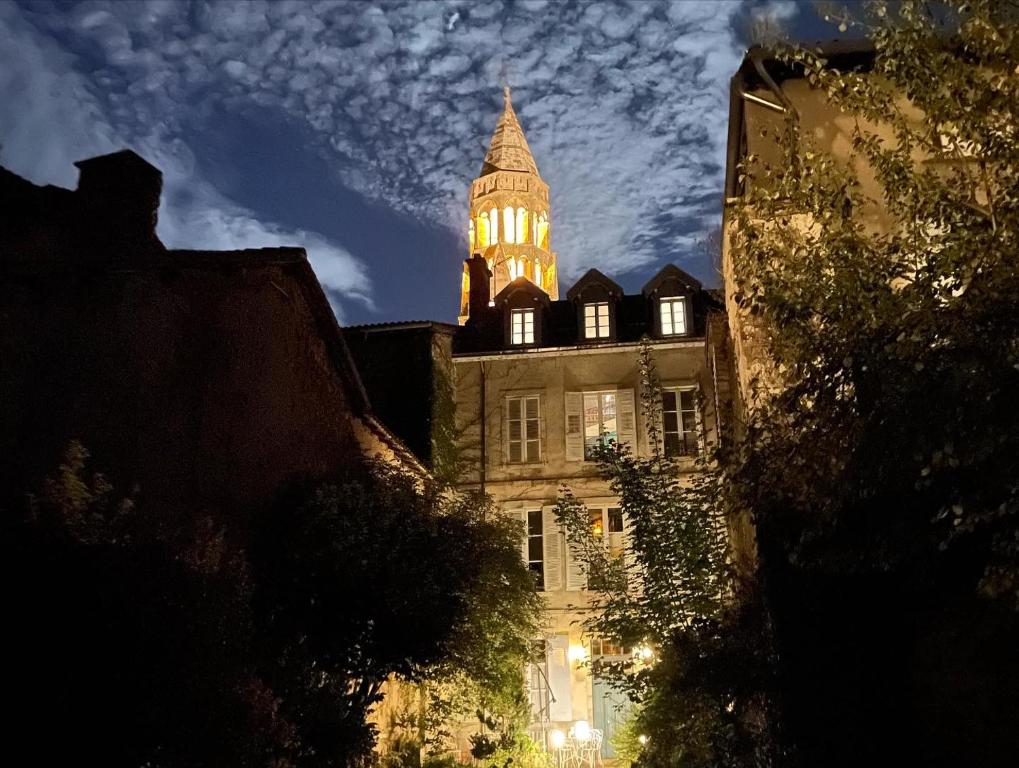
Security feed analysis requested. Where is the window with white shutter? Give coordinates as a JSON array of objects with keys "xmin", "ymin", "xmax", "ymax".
[
  {"xmin": 506, "ymin": 395, "xmax": 541, "ymax": 463},
  {"xmin": 564, "ymin": 392, "xmax": 584, "ymax": 461},
  {"xmin": 546, "ymin": 635, "xmax": 573, "ymax": 721},
  {"xmin": 541, "ymin": 508, "xmax": 564, "ymax": 592},
  {"xmin": 579, "ymin": 389, "xmax": 636, "ymax": 459}
]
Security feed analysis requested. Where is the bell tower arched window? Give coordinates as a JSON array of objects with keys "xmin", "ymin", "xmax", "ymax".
[
  {"xmin": 504, "ymin": 206, "xmax": 516, "ymax": 243},
  {"xmin": 489, "ymin": 208, "xmax": 500, "ymax": 244}
]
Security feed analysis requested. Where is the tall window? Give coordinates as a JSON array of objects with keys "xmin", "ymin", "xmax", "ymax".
[
  {"xmin": 587, "ymin": 507, "xmax": 625, "ymax": 590},
  {"xmin": 662, "ymin": 388, "xmax": 699, "ymax": 457},
  {"xmin": 583, "ymin": 302, "xmax": 610, "ymax": 339},
  {"xmin": 659, "ymin": 297, "xmax": 687, "ymax": 336},
  {"xmin": 489, "ymin": 208, "xmax": 499, "ymax": 244},
  {"xmin": 527, "ymin": 509, "xmax": 544, "ymax": 590},
  {"xmin": 504, "ymin": 206, "xmax": 516, "ymax": 243},
  {"xmin": 583, "ymin": 392, "xmax": 617, "ymax": 459},
  {"xmin": 507, "ymin": 395, "xmax": 541, "ymax": 463},
  {"xmin": 516, "ymin": 207, "xmax": 528, "ymax": 243},
  {"xmin": 511, "ymin": 308, "xmax": 535, "ymax": 344}
]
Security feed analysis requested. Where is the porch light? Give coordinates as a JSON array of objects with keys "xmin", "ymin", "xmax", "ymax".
[
  {"xmin": 573, "ymin": 720, "xmax": 592, "ymax": 742},
  {"xmin": 567, "ymin": 644, "xmax": 588, "ymax": 663},
  {"xmin": 550, "ymin": 729, "xmax": 566, "ymax": 749}
]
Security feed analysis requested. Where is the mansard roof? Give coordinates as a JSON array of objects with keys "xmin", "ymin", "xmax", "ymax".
[
  {"xmin": 641, "ymin": 263, "xmax": 703, "ymax": 297},
  {"xmin": 566, "ymin": 268, "xmax": 624, "ymax": 302},
  {"xmin": 480, "ymin": 87, "xmax": 540, "ymax": 177}
]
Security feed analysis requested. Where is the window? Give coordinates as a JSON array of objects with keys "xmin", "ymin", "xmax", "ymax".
[
  {"xmin": 527, "ymin": 639, "xmax": 550, "ymax": 720},
  {"xmin": 583, "ymin": 302, "xmax": 610, "ymax": 339},
  {"xmin": 527, "ymin": 509, "xmax": 544, "ymax": 590},
  {"xmin": 585, "ymin": 506, "xmax": 625, "ymax": 590},
  {"xmin": 591, "ymin": 637, "xmax": 631, "ymax": 658},
  {"xmin": 504, "ymin": 206, "xmax": 516, "ymax": 243},
  {"xmin": 662, "ymin": 388, "xmax": 699, "ymax": 457},
  {"xmin": 583, "ymin": 392, "xmax": 617, "ymax": 459},
  {"xmin": 507, "ymin": 395, "xmax": 541, "ymax": 463},
  {"xmin": 511, "ymin": 308, "xmax": 535, "ymax": 344},
  {"xmin": 659, "ymin": 297, "xmax": 687, "ymax": 336}
]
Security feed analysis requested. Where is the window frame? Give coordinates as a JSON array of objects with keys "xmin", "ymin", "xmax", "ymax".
[
  {"xmin": 659, "ymin": 295, "xmax": 688, "ymax": 337},
  {"xmin": 583, "ymin": 301, "xmax": 611, "ymax": 340},
  {"xmin": 526, "ymin": 509, "xmax": 544, "ymax": 591},
  {"xmin": 661, "ymin": 385, "xmax": 702, "ymax": 458},
  {"xmin": 582, "ymin": 390, "xmax": 618, "ymax": 461},
  {"xmin": 510, "ymin": 308, "xmax": 535, "ymax": 345},
  {"xmin": 505, "ymin": 394, "xmax": 542, "ymax": 464}
]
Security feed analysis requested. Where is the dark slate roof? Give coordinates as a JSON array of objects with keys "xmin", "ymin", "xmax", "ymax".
[{"xmin": 454, "ymin": 263, "xmax": 722, "ymax": 355}]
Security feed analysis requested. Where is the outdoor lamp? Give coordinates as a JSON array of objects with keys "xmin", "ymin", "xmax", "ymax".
[
  {"xmin": 573, "ymin": 720, "xmax": 592, "ymax": 741},
  {"xmin": 550, "ymin": 729, "xmax": 566, "ymax": 749}
]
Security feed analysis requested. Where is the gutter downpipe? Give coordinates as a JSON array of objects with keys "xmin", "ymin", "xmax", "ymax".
[{"xmin": 479, "ymin": 360, "xmax": 487, "ymax": 495}]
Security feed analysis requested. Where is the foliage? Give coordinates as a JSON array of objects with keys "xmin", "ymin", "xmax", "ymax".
[
  {"xmin": 480, "ymin": 731, "xmax": 553, "ymax": 768},
  {"xmin": 555, "ymin": 342, "xmax": 776, "ymax": 768},
  {"xmin": 728, "ymin": 1, "xmax": 1019, "ymax": 762},
  {"xmin": 5, "ymin": 443, "xmax": 539, "ymax": 767}
]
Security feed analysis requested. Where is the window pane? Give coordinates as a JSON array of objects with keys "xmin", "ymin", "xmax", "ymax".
[
  {"xmin": 662, "ymin": 391, "xmax": 677, "ymax": 411},
  {"xmin": 528, "ymin": 537, "xmax": 543, "ymax": 560},
  {"xmin": 526, "ymin": 439, "xmax": 540, "ymax": 460},
  {"xmin": 509, "ymin": 420, "xmax": 522, "ymax": 440},
  {"xmin": 509, "ymin": 442, "xmax": 522, "ymax": 462},
  {"xmin": 529, "ymin": 562, "xmax": 544, "ymax": 590},
  {"xmin": 660, "ymin": 302, "xmax": 673, "ymax": 335},
  {"xmin": 682, "ymin": 411, "xmax": 698, "ymax": 433},
  {"xmin": 525, "ymin": 397, "xmax": 539, "ymax": 419},
  {"xmin": 608, "ymin": 508, "xmax": 623, "ymax": 533},
  {"xmin": 663, "ymin": 412, "xmax": 678, "ymax": 433},
  {"xmin": 525, "ymin": 419, "xmax": 539, "ymax": 440},
  {"xmin": 680, "ymin": 389, "xmax": 695, "ymax": 410},
  {"xmin": 590, "ymin": 509, "xmax": 604, "ymax": 538},
  {"xmin": 509, "ymin": 398, "xmax": 522, "ymax": 420},
  {"xmin": 528, "ymin": 510, "xmax": 543, "ymax": 534},
  {"xmin": 665, "ymin": 433, "xmax": 680, "ymax": 456}
]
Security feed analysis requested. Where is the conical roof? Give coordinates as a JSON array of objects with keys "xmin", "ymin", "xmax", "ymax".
[{"xmin": 480, "ymin": 87, "xmax": 540, "ymax": 177}]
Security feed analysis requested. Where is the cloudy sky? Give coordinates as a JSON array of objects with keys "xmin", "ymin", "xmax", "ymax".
[{"xmin": 0, "ymin": 0, "xmax": 829, "ymax": 324}]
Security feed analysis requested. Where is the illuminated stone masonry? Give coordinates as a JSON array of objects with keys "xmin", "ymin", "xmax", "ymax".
[{"xmin": 460, "ymin": 87, "xmax": 558, "ymax": 324}]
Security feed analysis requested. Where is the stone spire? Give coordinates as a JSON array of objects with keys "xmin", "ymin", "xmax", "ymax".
[
  {"xmin": 480, "ymin": 87, "xmax": 540, "ymax": 177},
  {"xmin": 459, "ymin": 87, "xmax": 558, "ymax": 324}
]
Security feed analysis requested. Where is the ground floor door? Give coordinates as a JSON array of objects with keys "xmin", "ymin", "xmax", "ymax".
[{"xmin": 592, "ymin": 677, "xmax": 631, "ymax": 759}]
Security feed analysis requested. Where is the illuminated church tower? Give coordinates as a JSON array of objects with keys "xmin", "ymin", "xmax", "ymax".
[{"xmin": 459, "ymin": 87, "xmax": 558, "ymax": 323}]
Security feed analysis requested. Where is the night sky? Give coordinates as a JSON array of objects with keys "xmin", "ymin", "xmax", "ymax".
[{"xmin": 0, "ymin": 1, "xmax": 832, "ymax": 325}]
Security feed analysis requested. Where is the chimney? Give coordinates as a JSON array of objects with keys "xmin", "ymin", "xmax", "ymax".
[
  {"xmin": 73, "ymin": 150, "xmax": 163, "ymax": 255},
  {"xmin": 466, "ymin": 253, "xmax": 492, "ymax": 319}
]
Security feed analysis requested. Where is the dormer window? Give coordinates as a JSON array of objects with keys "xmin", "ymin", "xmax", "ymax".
[
  {"xmin": 511, "ymin": 308, "xmax": 535, "ymax": 345},
  {"xmin": 659, "ymin": 297, "xmax": 687, "ymax": 336},
  {"xmin": 583, "ymin": 302, "xmax": 610, "ymax": 339}
]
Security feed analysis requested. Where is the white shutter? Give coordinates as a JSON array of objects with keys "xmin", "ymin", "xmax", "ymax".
[
  {"xmin": 565, "ymin": 527, "xmax": 587, "ymax": 592},
  {"xmin": 565, "ymin": 391, "xmax": 584, "ymax": 461},
  {"xmin": 616, "ymin": 388, "xmax": 636, "ymax": 454},
  {"xmin": 546, "ymin": 634, "xmax": 573, "ymax": 721},
  {"xmin": 542, "ymin": 508, "xmax": 564, "ymax": 592}
]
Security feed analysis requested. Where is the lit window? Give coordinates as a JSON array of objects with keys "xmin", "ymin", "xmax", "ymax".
[
  {"xmin": 489, "ymin": 208, "xmax": 499, "ymax": 244},
  {"xmin": 477, "ymin": 215, "xmax": 490, "ymax": 249},
  {"xmin": 591, "ymin": 636, "xmax": 631, "ymax": 658},
  {"xmin": 583, "ymin": 392, "xmax": 617, "ymax": 459},
  {"xmin": 583, "ymin": 302, "xmax": 610, "ymax": 339},
  {"xmin": 527, "ymin": 510, "xmax": 544, "ymax": 590},
  {"xmin": 507, "ymin": 395, "xmax": 541, "ymax": 463},
  {"xmin": 511, "ymin": 308, "xmax": 535, "ymax": 345},
  {"xmin": 659, "ymin": 297, "xmax": 687, "ymax": 336},
  {"xmin": 586, "ymin": 506, "xmax": 625, "ymax": 590},
  {"xmin": 469, "ymin": 219, "xmax": 476, "ymax": 252},
  {"xmin": 537, "ymin": 212, "xmax": 549, "ymax": 250},
  {"xmin": 535, "ymin": 261, "xmax": 543, "ymax": 289},
  {"xmin": 662, "ymin": 388, "xmax": 699, "ymax": 457},
  {"xmin": 516, "ymin": 207, "xmax": 527, "ymax": 243},
  {"xmin": 504, "ymin": 206, "xmax": 516, "ymax": 243}
]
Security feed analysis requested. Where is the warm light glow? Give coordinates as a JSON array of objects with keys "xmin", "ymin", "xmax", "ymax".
[
  {"xmin": 516, "ymin": 206, "xmax": 527, "ymax": 243},
  {"xmin": 534, "ymin": 261, "xmax": 542, "ymax": 289},
  {"xmin": 504, "ymin": 206, "xmax": 516, "ymax": 243},
  {"xmin": 568, "ymin": 644, "xmax": 588, "ymax": 663},
  {"xmin": 573, "ymin": 720, "xmax": 592, "ymax": 742},
  {"xmin": 477, "ymin": 215, "xmax": 490, "ymax": 249},
  {"xmin": 489, "ymin": 208, "xmax": 499, "ymax": 244},
  {"xmin": 550, "ymin": 729, "xmax": 566, "ymax": 749},
  {"xmin": 638, "ymin": 734, "xmax": 649, "ymax": 746},
  {"xmin": 634, "ymin": 644, "xmax": 655, "ymax": 662},
  {"xmin": 537, "ymin": 212, "xmax": 549, "ymax": 250},
  {"xmin": 468, "ymin": 219, "xmax": 476, "ymax": 252}
]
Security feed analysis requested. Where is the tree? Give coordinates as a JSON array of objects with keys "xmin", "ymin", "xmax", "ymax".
[
  {"xmin": 554, "ymin": 342, "xmax": 777, "ymax": 768},
  {"xmin": 728, "ymin": 1, "xmax": 1019, "ymax": 764},
  {"xmin": 4, "ymin": 443, "xmax": 541, "ymax": 767}
]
